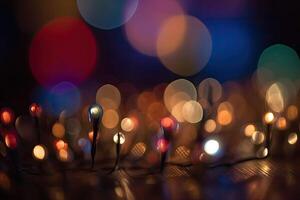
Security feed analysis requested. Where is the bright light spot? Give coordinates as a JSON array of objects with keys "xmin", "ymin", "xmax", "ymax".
[
  {"xmin": 264, "ymin": 112, "xmax": 274, "ymax": 124},
  {"xmin": 102, "ymin": 109, "xmax": 119, "ymax": 129},
  {"xmin": 113, "ymin": 132, "xmax": 126, "ymax": 144},
  {"xmin": 244, "ymin": 124, "xmax": 256, "ymax": 137},
  {"xmin": 266, "ymin": 83, "xmax": 285, "ymax": 113},
  {"xmin": 156, "ymin": 138, "xmax": 169, "ymax": 153},
  {"xmin": 33, "ymin": 145, "xmax": 46, "ymax": 160},
  {"xmin": 182, "ymin": 100, "xmax": 203, "ymax": 123},
  {"xmin": 217, "ymin": 102, "xmax": 233, "ymax": 126},
  {"xmin": 58, "ymin": 149, "xmax": 72, "ymax": 162},
  {"xmin": 52, "ymin": 122, "xmax": 65, "ymax": 138},
  {"xmin": 88, "ymin": 131, "xmax": 100, "ymax": 142},
  {"xmin": 0, "ymin": 109, "xmax": 13, "ymax": 125},
  {"xmin": 204, "ymin": 119, "xmax": 217, "ymax": 133},
  {"xmin": 55, "ymin": 140, "xmax": 67, "ymax": 150},
  {"xmin": 89, "ymin": 105, "xmax": 103, "ymax": 120},
  {"xmin": 121, "ymin": 117, "xmax": 135, "ymax": 132},
  {"xmin": 276, "ymin": 117, "xmax": 287, "ymax": 130},
  {"xmin": 256, "ymin": 147, "xmax": 268, "ymax": 158},
  {"xmin": 287, "ymin": 105, "xmax": 298, "ymax": 120},
  {"xmin": 160, "ymin": 117, "xmax": 174, "ymax": 129},
  {"xmin": 251, "ymin": 131, "xmax": 265, "ymax": 145},
  {"xmin": 288, "ymin": 133, "xmax": 298, "ymax": 145},
  {"xmin": 204, "ymin": 139, "xmax": 220, "ymax": 155},
  {"xmin": 29, "ymin": 103, "xmax": 42, "ymax": 117}
]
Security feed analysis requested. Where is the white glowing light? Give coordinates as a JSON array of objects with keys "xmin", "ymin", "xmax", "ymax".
[
  {"xmin": 89, "ymin": 104, "xmax": 103, "ymax": 120},
  {"xmin": 113, "ymin": 132, "xmax": 125, "ymax": 144},
  {"xmin": 204, "ymin": 139, "xmax": 220, "ymax": 155}
]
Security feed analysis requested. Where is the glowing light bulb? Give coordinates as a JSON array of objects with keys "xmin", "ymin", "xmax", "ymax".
[
  {"xmin": 161, "ymin": 117, "xmax": 175, "ymax": 129},
  {"xmin": 0, "ymin": 109, "xmax": 14, "ymax": 125},
  {"xmin": 29, "ymin": 103, "xmax": 42, "ymax": 117},
  {"xmin": 33, "ymin": 145, "xmax": 46, "ymax": 160},
  {"xmin": 204, "ymin": 139, "xmax": 220, "ymax": 155},
  {"xmin": 156, "ymin": 138, "xmax": 169, "ymax": 153},
  {"xmin": 88, "ymin": 104, "xmax": 103, "ymax": 121},
  {"xmin": 121, "ymin": 117, "xmax": 135, "ymax": 132},
  {"xmin": 264, "ymin": 112, "xmax": 274, "ymax": 124},
  {"xmin": 113, "ymin": 132, "xmax": 125, "ymax": 144}
]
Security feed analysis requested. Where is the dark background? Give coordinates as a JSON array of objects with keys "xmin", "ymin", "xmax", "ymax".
[{"xmin": 0, "ymin": 0, "xmax": 299, "ymax": 114}]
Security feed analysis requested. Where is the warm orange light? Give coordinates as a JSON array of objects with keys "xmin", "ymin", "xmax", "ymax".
[
  {"xmin": 88, "ymin": 131, "xmax": 100, "ymax": 141},
  {"xmin": 204, "ymin": 119, "xmax": 217, "ymax": 133},
  {"xmin": 161, "ymin": 117, "xmax": 174, "ymax": 129},
  {"xmin": 55, "ymin": 140, "xmax": 67, "ymax": 150},
  {"xmin": 156, "ymin": 138, "xmax": 169, "ymax": 153},
  {"xmin": 276, "ymin": 117, "xmax": 287, "ymax": 130},
  {"xmin": 121, "ymin": 117, "xmax": 136, "ymax": 132},
  {"xmin": 33, "ymin": 145, "xmax": 47, "ymax": 160},
  {"xmin": 217, "ymin": 110, "xmax": 232, "ymax": 126},
  {"xmin": 244, "ymin": 124, "xmax": 256, "ymax": 137},
  {"xmin": 287, "ymin": 105, "xmax": 298, "ymax": 120},
  {"xmin": 52, "ymin": 122, "xmax": 65, "ymax": 138},
  {"xmin": 29, "ymin": 103, "xmax": 42, "ymax": 117},
  {"xmin": 0, "ymin": 111, "xmax": 13, "ymax": 125},
  {"xmin": 264, "ymin": 112, "xmax": 274, "ymax": 124}
]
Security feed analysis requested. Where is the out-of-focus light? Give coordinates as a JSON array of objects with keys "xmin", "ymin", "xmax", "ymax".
[
  {"xmin": 77, "ymin": 0, "xmax": 138, "ymax": 30},
  {"xmin": 217, "ymin": 102, "xmax": 233, "ymax": 126},
  {"xmin": 276, "ymin": 117, "xmax": 287, "ymax": 130},
  {"xmin": 0, "ymin": 109, "xmax": 14, "ymax": 125},
  {"xmin": 125, "ymin": 0, "xmax": 184, "ymax": 56},
  {"xmin": 52, "ymin": 122, "xmax": 65, "ymax": 138},
  {"xmin": 5, "ymin": 134, "xmax": 17, "ymax": 149},
  {"xmin": 102, "ymin": 109, "xmax": 119, "ymax": 129},
  {"xmin": 113, "ymin": 132, "xmax": 126, "ymax": 144},
  {"xmin": 244, "ymin": 124, "xmax": 256, "ymax": 137},
  {"xmin": 257, "ymin": 147, "xmax": 268, "ymax": 158},
  {"xmin": 29, "ymin": 103, "xmax": 42, "ymax": 117},
  {"xmin": 121, "ymin": 117, "xmax": 136, "ymax": 132},
  {"xmin": 156, "ymin": 138, "xmax": 169, "ymax": 153},
  {"xmin": 182, "ymin": 101, "xmax": 203, "ymax": 123},
  {"xmin": 204, "ymin": 139, "xmax": 220, "ymax": 155},
  {"xmin": 88, "ymin": 104, "xmax": 103, "ymax": 121},
  {"xmin": 33, "ymin": 145, "xmax": 47, "ymax": 160},
  {"xmin": 266, "ymin": 83, "xmax": 285, "ymax": 113},
  {"xmin": 0, "ymin": 171, "xmax": 11, "ymax": 191},
  {"xmin": 160, "ymin": 117, "xmax": 175, "ymax": 129},
  {"xmin": 55, "ymin": 140, "xmax": 67, "ymax": 150},
  {"xmin": 198, "ymin": 78, "xmax": 222, "ymax": 104},
  {"xmin": 164, "ymin": 79, "xmax": 197, "ymax": 114},
  {"xmin": 251, "ymin": 131, "xmax": 265, "ymax": 145},
  {"xmin": 58, "ymin": 149, "xmax": 73, "ymax": 162},
  {"xmin": 47, "ymin": 82, "xmax": 81, "ymax": 116},
  {"xmin": 204, "ymin": 119, "xmax": 217, "ymax": 133},
  {"xmin": 264, "ymin": 112, "xmax": 274, "ymax": 124},
  {"xmin": 287, "ymin": 105, "xmax": 298, "ymax": 120},
  {"xmin": 258, "ymin": 44, "xmax": 300, "ymax": 82},
  {"xmin": 288, "ymin": 133, "xmax": 298, "ymax": 145},
  {"xmin": 157, "ymin": 15, "xmax": 212, "ymax": 76},
  {"xmin": 29, "ymin": 17, "xmax": 97, "ymax": 87},
  {"xmin": 88, "ymin": 131, "xmax": 100, "ymax": 142},
  {"xmin": 96, "ymin": 84, "xmax": 121, "ymax": 110}
]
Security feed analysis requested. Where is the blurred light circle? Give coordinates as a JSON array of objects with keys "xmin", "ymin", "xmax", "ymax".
[
  {"xmin": 16, "ymin": 0, "xmax": 79, "ymax": 33},
  {"xmin": 125, "ymin": 0, "xmax": 184, "ymax": 56},
  {"xmin": 47, "ymin": 82, "xmax": 81, "ymax": 116},
  {"xmin": 121, "ymin": 117, "xmax": 135, "ymax": 132},
  {"xmin": 244, "ymin": 124, "xmax": 256, "ymax": 137},
  {"xmin": 256, "ymin": 147, "xmax": 268, "ymax": 158},
  {"xmin": 198, "ymin": 78, "xmax": 222, "ymax": 103},
  {"xmin": 204, "ymin": 119, "xmax": 217, "ymax": 133},
  {"xmin": 287, "ymin": 105, "xmax": 298, "ymax": 120},
  {"xmin": 33, "ymin": 145, "xmax": 47, "ymax": 160},
  {"xmin": 288, "ymin": 133, "xmax": 298, "ymax": 145},
  {"xmin": 96, "ymin": 84, "xmax": 121, "ymax": 110},
  {"xmin": 257, "ymin": 44, "xmax": 300, "ymax": 82},
  {"xmin": 204, "ymin": 139, "xmax": 219, "ymax": 155},
  {"xmin": 5, "ymin": 134, "xmax": 17, "ymax": 149},
  {"xmin": 175, "ymin": 146, "xmax": 190, "ymax": 159},
  {"xmin": 217, "ymin": 102, "xmax": 233, "ymax": 126},
  {"xmin": 276, "ymin": 117, "xmax": 287, "ymax": 130},
  {"xmin": 77, "ymin": 0, "xmax": 139, "ymax": 30},
  {"xmin": 182, "ymin": 101, "xmax": 203, "ymax": 123},
  {"xmin": 157, "ymin": 15, "xmax": 212, "ymax": 76},
  {"xmin": 156, "ymin": 138, "xmax": 169, "ymax": 153},
  {"xmin": 147, "ymin": 102, "xmax": 168, "ymax": 122},
  {"xmin": 29, "ymin": 17, "xmax": 97, "ymax": 87},
  {"xmin": 171, "ymin": 101, "xmax": 186, "ymax": 122},
  {"xmin": 113, "ymin": 132, "xmax": 126, "ymax": 144},
  {"xmin": 0, "ymin": 108, "xmax": 14, "ymax": 125},
  {"xmin": 266, "ymin": 83, "xmax": 285, "ymax": 113},
  {"xmin": 52, "ymin": 122, "xmax": 65, "ymax": 138},
  {"xmin": 164, "ymin": 79, "xmax": 197, "ymax": 114},
  {"xmin": 251, "ymin": 131, "xmax": 265, "ymax": 145},
  {"xmin": 264, "ymin": 112, "xmax": 274, "ymax": 124},
  {"xmin": 102, "ymin": 109, "xmax": 119, "ymax": 129},
  {"xmin": 55, "ymin": 140, "xmax": 66, "ymax": 150},
  {"xmin": 130, "ymin": 142, "xmax": 146, "ymax": 158},
  {"xmin": 88, "ymin": 131, "xmax": 100, "ymax": 142},
  {"xmin": 58, "ymin": 149, "xmax": 73, "ymax": 162}
]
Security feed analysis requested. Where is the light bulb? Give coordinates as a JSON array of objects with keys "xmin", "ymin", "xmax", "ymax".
[
  {"xmin": 113, "ymin": 132, "xmax": 125, "ymax": 144},
  {"xmin": 29, "ymin": 103, "xmax": 42, "ymax": 117},
  {"xmin": 88, "ymin": 104, "xmax": 103, "ymax": 122}
]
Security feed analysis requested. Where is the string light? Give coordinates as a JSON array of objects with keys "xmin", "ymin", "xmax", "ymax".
[
  {"xmin": 33, "ymin": 145, "xmax": 47, "ymax": 160},
  {"xmin": 204, "ymin": 139, "xmax": 220, "ymax": 155},
  {"xmin": 113, "ymin": 132, "xmax": 126, "ymax": 144}
]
